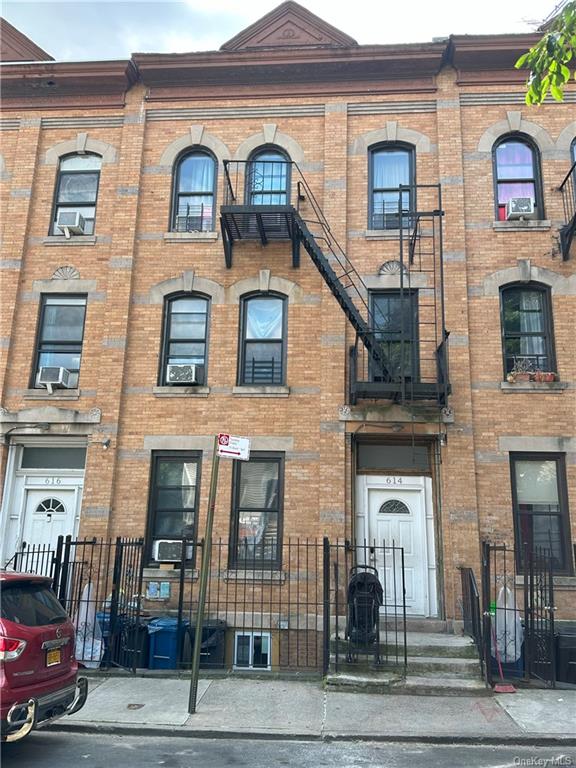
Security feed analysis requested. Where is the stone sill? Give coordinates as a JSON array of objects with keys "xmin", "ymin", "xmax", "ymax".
[
  {"xmin": 143, "ymin": 567, "xmax": 198, "ymax": 580},
  {"xmin": 493, "ymin": 220, "xmax": 551, "ymax": 232},
  {"xmin": 23, "ymin": 388, "xmax": 80, "ymax": 400},
  {"xmin": 364, "ymin": 229, "xmax": 401, "ymax": 240},
  {"xmin": 516, "ymin": 575, "xmax": 575, "ymax": 589},
  {"xmin": 232, "ymin": 386, "xmax": 290, "ymax": 397},
  {"xmin": 500, "ymin": 381, "xmax": 567, "ymax": 393},
  {"xmin": 153, "ymin": 386, "xmax": 210, "ymax": 398},
  {"xmin": 163, "ymin": 231, "xmax": 219, "ymax": 242},
  {"xmin": 223, "ymin": 570, "xmax": 286, "ymax": 584},
  {"xmin": 43, "ymin": 236, "xmax": 97, "ymax": 246}
]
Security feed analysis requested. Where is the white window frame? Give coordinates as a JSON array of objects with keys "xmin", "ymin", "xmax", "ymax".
[{"xmin": 233, "ymin": 631, "xmax": 271, "ymax": 670}]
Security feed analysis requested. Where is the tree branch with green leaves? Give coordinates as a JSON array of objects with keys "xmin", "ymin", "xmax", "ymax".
[{"xmin": 516, "ymin": 1, "xmax": 576, "ymax": 104}]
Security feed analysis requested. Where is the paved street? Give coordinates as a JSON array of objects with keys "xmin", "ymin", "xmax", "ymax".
[{"xmin": 3, "ymin": 732, "xmax": 576, "ymax": 768}]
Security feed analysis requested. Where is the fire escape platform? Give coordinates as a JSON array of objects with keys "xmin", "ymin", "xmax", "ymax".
[
  {"xmin": 220, "ymin": 205, "xmax": 300, "ymax": 268},
  {"xmin": 350, "ymin": 381, "xmax": 450, "ymax": 403}
]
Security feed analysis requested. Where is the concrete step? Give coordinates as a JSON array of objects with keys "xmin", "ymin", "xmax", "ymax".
[
  {"xmin": 325, "ymin": 671, "xmax": 490, "ymax": 697},
  {"xmin": 379, "ymin": 617, "xmax": 454, "ymax": 634},
  {"xmin": 331, "ymin": 654, "xmax": 481, "ymax": 678},
  {"xmin": 330, "ymin": 632, "xmax": 478, "ymax": 659}
]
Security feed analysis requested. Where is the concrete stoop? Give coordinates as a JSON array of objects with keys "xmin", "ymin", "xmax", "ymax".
[{"xmin": 327, "ymin": 623, "xmax": 488, "ymax": 696}]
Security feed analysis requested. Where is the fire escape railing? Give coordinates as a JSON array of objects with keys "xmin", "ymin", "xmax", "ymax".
[{"xmin": 559, "ymin": 160, "xmax": 576, "ymax": 261}]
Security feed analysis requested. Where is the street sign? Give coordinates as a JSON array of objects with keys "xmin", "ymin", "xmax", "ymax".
[{"xmin": 217, "ymin": 433, "xmax": 250, "ymax": 461}]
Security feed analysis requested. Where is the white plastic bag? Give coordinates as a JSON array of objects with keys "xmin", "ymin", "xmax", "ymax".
[
  {"xmin": 493, "ymin": 585, "xmax": 524, "ymax": 663},
  {"xmin": 74, "ymin": 582, "xmax": 104, "ymax": 668}
]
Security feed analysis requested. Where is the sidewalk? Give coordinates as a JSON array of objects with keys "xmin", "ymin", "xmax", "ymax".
[{"xmin": 53, "ymin": 675, "xmax": 576, "ymax": 745}]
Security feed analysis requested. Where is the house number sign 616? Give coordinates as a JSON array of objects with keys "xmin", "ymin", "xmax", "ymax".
[{"xmin": 44, "ymin": 478, "xmax": 62, "ymax": 485}]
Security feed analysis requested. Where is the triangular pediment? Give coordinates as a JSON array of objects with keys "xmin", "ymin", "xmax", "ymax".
[{"xmin": 221, "ymin": 1, "xmax": 357, "ymax": 51}]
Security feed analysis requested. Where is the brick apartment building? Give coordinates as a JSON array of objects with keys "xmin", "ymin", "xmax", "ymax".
[{"xmin": 0, "ymin": 2, "xmax": 575, "ymax": 634}]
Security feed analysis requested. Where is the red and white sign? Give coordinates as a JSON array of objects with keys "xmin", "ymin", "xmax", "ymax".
[{"xmin": 217, "ymin": 433, "xmax": 251, "ymax": 461}]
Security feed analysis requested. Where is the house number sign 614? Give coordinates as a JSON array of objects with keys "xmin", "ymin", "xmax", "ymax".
[{"xmin": 382, "ymin": 476, "xmax": 404, "ymax": 485}]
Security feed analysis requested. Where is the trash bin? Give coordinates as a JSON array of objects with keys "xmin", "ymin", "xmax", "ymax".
[
  {"xmin": 147, "ymin": 617, "xmax": 189, "ymax": 670},
  {"xmin": 96, "ymin": 611, "xmax": 126, "ymax": 666},
  {"xmin": 181, "ymin": 619, "xmax": 227, "ymax": 669},
  {"xmin": 118, "ymin": 617, "xmax": 150, "ymax": 669},
  {"xmin": 556, "ymin": 623, "xmax": 576, "ymax": 684}
]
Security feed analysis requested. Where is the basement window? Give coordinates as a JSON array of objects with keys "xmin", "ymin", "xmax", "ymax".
[{"xmin": 234, "ymin": 631, "xmax": 271, "ymax": 670}]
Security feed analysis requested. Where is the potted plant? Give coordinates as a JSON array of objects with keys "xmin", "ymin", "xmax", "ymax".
[
  {"xmin": 533, "ymin": 370, "xmax": 556, "ymax": 383},
  {"xmin": 507, "ymin": 357, "xmax": 535, "ymax": 383}
]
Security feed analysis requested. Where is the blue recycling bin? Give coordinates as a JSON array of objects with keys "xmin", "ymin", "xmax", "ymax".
[{"xmin": 147, "ymin": 617, "xmax": 189, "ymax": 670}]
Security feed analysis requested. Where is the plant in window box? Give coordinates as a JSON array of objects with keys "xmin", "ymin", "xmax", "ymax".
[
  {"xmin": 507, "ymin": 357, "xmax": 535, "ymax": 383},
  {"xmin": 533, "ymin": 370, "xmax": 557, "ymax": 383}
]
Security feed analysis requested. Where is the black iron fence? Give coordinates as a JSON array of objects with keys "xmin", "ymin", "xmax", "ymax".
[
  {"xmin": 481, "ymin": 540, "xmax": 556, "ymax": 687},
  {"xmin": 5, "ymin": 536, "xmax": 408, "ymax": 677},
  {"xmin": 5, "ymin": 536, "xmax": 144, "ymax": 673}
]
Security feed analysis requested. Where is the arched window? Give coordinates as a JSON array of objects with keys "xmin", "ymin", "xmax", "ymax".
[
  {"xmin": 500, "ymin": 283, "xmax": 556, "ymax": 377},
  {"xmin": 160, "ymin": 294, "xmax": 209, "ymax": 386},
  {"xmin": 369, "ymin": 143, "xmax": 415, "ymax": 229},
  {"xmin": 239, "ymin": 293, "xmax": 286, "ymax": 385},
  {"xmin": 172, "ymin": 150, "xmax": 216, "ymax": 232},
  {"xmin": 51, "ymin": 153, "xmax": 101, "ymax": 235},
  {"xmin": 493, "ymin": 135, "xmax": 543, "ymax": 221},
  {"xmin": 246, "ymin": 148, "xmax": 290, "ymax": 206}
]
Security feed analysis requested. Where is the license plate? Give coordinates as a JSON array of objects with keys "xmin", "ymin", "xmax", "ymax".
[{"xmin": 46, "ymin": 648, "xmax": 61, "ymax": 667}]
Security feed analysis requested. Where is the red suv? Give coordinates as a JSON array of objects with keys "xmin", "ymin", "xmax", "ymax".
[{"xmin": 1, "ymin": 572, "xmax": 88, "ymax": 742}]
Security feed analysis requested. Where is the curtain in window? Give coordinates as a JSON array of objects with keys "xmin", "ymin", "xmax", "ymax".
[
  {"xmin": 179, "ymin": 155, "xmax": 214, "ymax": 193},
  {"xmin": 373, "ymin": 150, "xmax": 410, "ymax": 189},
  {"xmin": 518, "ymin": 291, "xmax": 545, "ymax": 359},
  {"xmin": 246, "ymin": 298, "xmax": 283, "ymax": 339}
]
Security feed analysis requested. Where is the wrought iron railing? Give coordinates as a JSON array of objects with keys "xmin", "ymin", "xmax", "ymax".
[{"xmin": 460, "ymin": 566, "xmax": 483, "ymax": 675}]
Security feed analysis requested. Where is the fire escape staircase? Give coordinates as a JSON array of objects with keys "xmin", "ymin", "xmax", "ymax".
[{"xmin": 220, "ymin": 161, "xmax": 449, "ymax": 406}]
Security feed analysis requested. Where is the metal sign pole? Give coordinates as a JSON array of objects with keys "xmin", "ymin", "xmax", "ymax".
[{"xmin": 188, "ymin": 435, "xmax": 220, "ymax": 714}]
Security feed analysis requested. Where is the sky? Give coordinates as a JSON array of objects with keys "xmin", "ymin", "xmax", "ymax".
[{"xmin": 2, "ymin": 0, "xmax": 560, "ymax": 62}]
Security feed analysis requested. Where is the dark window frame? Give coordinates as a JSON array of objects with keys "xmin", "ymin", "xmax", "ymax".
[
  {"xmin": 245, "ymin": 145, "xmax": 291, "ymax": 206},
  {"xmin": 145, "ymin": 451, "xmax": 202, "ymax": 566},
  {"xmin": 492, "ymin": 133, "xmax": 544, "ymax": 221},
  {"xmin": 31, "ymin": 294, "xmax": 87, "ymax": 389},
  {"xmin": 159, "ymin": 292, "xmax": 210, "ymax": 386},
  {"xmin": 509, "ymin": 452, "xmax": 573, "ymax": 575},
  {"xmin": 229, "ymin": 451, "xmax": 284, "ymax": 570},
  {"xmin": 499, "ymin": 282, "xmax": 556, "ymax": 377},
  {"xmin": 238, "ymin": 292, "xmax": 287, "ymax": 386},
  {"xmin": 170, "ymin": 147, "xmax": 217, "ymax": 232},
  {"xmin": 368, "ymin": 142, "xmax": 416, "ymax": 230},
  {"xmin": 369, "ymin": 289, "xmax": 420, "ymax": 381},
  {"xmin": 50, "ymin": 152, "xmax": 101, "ymax": 236}
]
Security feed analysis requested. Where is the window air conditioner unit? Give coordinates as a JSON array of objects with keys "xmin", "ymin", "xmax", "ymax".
[
  {"xmin": 152, "ymin": 539, "xmax": 189, "ymax": 562},
  {"xmin": 506, "ymin": 197, "xmax": 535, "ymax": 220},
  {"xmin": 166, "ymin": 364, "xmax": 198, "ymax": 384},
  {"xmin": 56, "ymin": 210, "xmax": 85, "ymax": 235},
  {"xmin": 38, "ymin": 366, "xmax": 72, "ymax": 390}
]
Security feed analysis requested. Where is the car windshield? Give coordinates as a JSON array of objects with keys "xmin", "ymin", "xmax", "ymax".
[{"xmin": 1, "ymin": 582, "xmax": 68, "ymax": 627}]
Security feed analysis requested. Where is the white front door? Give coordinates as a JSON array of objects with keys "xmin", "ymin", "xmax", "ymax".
[
  {"xmin": 22, "ymin": 488, "xmax": 78, "ymax": 550},
  {"xmin": 356, "ymin": 475, "xmax": 437, "ymax": 617}
]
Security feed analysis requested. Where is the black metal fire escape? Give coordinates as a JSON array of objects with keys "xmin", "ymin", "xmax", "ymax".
[
  {"xmin": 559, "ymin": 160, "xmax": 576, "ymax": 261},
  {"xmin": 220, "ymin": 160, "xmax": 449, "ymax": 406}
]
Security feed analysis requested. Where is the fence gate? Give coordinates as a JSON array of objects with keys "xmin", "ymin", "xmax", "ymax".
[
  {"xmin": 327, "ymin": 539, "xmax": 407, "ymax": 673},
  {"xmin": 523, "ymin": 543, "xmax": 556, "ymax": 686},
  {"xmin": 5, "ymin": 536, "xmax": 145, "ymax": 674},
  {"xmin": 482, "ymin": 541, "xmax": 556, "ymax": 688}
]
